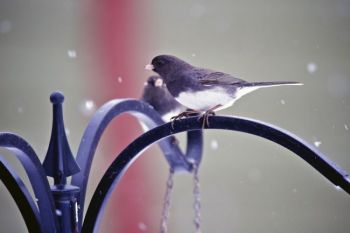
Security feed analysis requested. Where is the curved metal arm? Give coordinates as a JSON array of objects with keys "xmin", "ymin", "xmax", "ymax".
[
  {"xmin": 82, "ymin": 115, "xmax": 350, "ymax": 233},
  {"xmin": 0, "ymin": 133, "xmax": 58, "ymax": 232},
  {"xmin": 0, "ymin": 157, "xmax": 43, "ymax": 233},
  {"xmin": 71, "ymin": 99, "xmax": 203, "ymax": 227}
]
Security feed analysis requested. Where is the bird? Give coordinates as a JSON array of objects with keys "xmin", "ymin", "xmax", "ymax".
[
  {"xmin": 145, "ymin": 54, "xmax": 303, "ymax": 127},
  {"xmin": 141, "ymin": 75, "xmax": 184, "ymax": 122}
]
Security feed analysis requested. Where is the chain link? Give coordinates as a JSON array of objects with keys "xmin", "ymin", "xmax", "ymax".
[
  {"xmin": 159, "ymin": 168, "xmax": 175, "ymax": 233},
  {"xmin": 192, "ymin": 163, "xmax": 202, "ymax": 233},
  {"xmin": 159, "ymin": 164, "xmax": 202, "ymax": 233}
]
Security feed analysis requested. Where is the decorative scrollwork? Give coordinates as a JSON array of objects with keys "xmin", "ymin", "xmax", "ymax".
[
  {"xmin": 82, "ymin": 115, "xmax": 350, "ymax": 232},
  {"xmin": 0, "ymin": 92, "xmax": 349, "ymax": 233},
  {"xmin": 0, "ymin": 133, "xmax": 58, "ymax": 232}
]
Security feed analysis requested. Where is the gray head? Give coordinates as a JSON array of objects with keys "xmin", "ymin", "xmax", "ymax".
[
  {"xmin": 146, "ymin": 55, "xmax": 191, "ymax": 81},
  {"xmin": 141, "ymin": 75, "xmax": 182, "ymax": 118},
  {"xmin": 145, "ymin": 75, "xmax": 165, "ymax": 88}
]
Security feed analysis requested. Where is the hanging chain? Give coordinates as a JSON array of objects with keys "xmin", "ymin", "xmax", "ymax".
[
  {"xmin": 192, "ymin": 162, "xmax": 202, "ymax": 233},
  {"xmin": 159, "ymin": 164, "xmax": 202, "ymax": 233},
  {"xmin": 160, "ymin": 168, "xmax": 175, "ymax": 233}
]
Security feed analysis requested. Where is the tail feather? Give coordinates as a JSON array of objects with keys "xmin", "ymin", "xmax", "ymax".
[
  {"xmin": 243, "ymin": 81, "xmax": 303, "ymax": 88},
  {"xmin": 234, "ymin": 81, "xmax": 303, "ymax": 100}
]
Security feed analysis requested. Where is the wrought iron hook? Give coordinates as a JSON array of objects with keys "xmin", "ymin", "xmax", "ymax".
[
  {"xmin": 71, "ymin": 98, "xmax": 204, "ymax": 230},
  {"xmin": 82, "ymin": 115, "xmax": 350, "ymax": 232}
]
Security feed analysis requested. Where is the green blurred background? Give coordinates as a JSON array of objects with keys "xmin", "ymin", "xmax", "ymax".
[{"xmin": 1, "ymin": 0, "xmax": 349, "ymax": 232}]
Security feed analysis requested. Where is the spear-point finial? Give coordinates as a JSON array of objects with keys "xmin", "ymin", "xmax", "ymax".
[{"xmin": 43, "ymin": 91, "xmax": 80, "ymax": 186}]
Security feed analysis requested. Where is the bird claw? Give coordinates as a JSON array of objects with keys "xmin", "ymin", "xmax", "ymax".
[
  {"xmin": 198, "ymin": 110, "xmax": 216, "ymax": 128},
  {"xmin": 170, "ymin": 110, "xmax": 200, "ymax": 129},
  {"xmin": 170, "ymin": 108, "xmax": 217, "ymax": 129}
]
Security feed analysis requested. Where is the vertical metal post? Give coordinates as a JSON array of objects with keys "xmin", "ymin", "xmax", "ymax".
[
  {"xmin": 43, "ymin": 92, "xmax": 81, "ymax": 233},
  {"xmin": 51, "ymin": 185, "xmax": 80, "ymax": 233}
]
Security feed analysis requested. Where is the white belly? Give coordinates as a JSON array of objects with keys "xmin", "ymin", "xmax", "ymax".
[
  {"xmin": 175, "ymin": 86, "xmax": 261, "ymax": 112},
  {"xmin": 175, "ymin": 87, "xmax": 234, "ymax": 111}
]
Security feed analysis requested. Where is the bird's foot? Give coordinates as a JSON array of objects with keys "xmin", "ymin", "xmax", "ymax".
[
  {"xmin": 198, "ymin": 110, "xmax": 216, "ymax": 128},
  {"xmin": 170, "ymin": 110, "xmax": 200, "ymax": 129},
  {"xmin": 197, "ymin": 104, "xmax": 222, "ymax": 128}
]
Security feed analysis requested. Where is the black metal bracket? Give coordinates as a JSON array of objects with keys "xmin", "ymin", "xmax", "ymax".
[{"xmin": 0, "ymin": 92, "xmax": 349, "ymax": 233}]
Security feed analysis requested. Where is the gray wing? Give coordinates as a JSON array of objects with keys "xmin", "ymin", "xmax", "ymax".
[{"xmin": 194, "ymin": 68, "xmax": 247, "ymax": 86}]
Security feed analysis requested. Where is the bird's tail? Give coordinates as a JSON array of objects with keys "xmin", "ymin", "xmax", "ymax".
[
  {"xmin": 242, "ymin": 81, "xmax": 303, "ymax": 88},
  {"xmin": 234, "ymin": 81, "xmax": 303, "ymax": 100}
]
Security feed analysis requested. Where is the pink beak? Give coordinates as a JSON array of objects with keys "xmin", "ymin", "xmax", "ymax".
[{"xmin": 145, "ymin": 64, "xmax": 154, "ymax": 70}]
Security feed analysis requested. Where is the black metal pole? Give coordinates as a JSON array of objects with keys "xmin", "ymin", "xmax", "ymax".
[{"xmin": 43, "ymin": 92, "xmax": 81, "ymax": 233}]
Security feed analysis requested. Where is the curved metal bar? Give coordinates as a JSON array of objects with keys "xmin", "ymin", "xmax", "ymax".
[
  {"xmin": 0, "ymin": 156, "xmax": 43, "ymax": 233},
  {"xmin": 0, "ymin": 133, "xmax": 58, "ymax": 232},
  {"xmin": 185, "ymin": 129, "xmax": 203, "ymax": 164},
  {"xmin": 71, "ymin": 99, "xmax": 203, "ymax": 227},
  {"xmin": 82, "ymin": 115, "xmax": 350, "ymax": 233}
]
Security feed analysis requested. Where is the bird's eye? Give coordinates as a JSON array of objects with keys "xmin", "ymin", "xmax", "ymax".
[{"xmin": 154, "ymin": 78, "xmax": 163, "ymax": 87}]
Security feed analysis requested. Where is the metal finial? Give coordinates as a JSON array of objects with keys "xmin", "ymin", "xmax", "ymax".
[
  {"xmin": 43, "ymin": 91, "xmax": 80, "ymax": 186},
  {"xmin": 50, "ymin": 91, "xmax": 64, "ymax": 104}
]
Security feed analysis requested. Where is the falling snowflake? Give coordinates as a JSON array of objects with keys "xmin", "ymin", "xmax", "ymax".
[
  {"xmin": 67, "ymin": 49, "xmax": 77, "ymax": 58},
  {"xmin": 65, "ymin": 128, "xmax": 70, "ymax": 136},
  {"xmin": 313, "ymin": 141, "xmax": 322, "ymax": 147},
  {"xmin": 307, "ymin": 62, "xmax": 318, "ymax": 74},
  {"xmin": 138, "ymin": 222, "xmax": 147, "ymax": 231},
  {"xmin": 80, "ymin": 99, "xmax": 96, "ymax": 116},
  {"xmin": 55, "ymin": 209, "xmax": 62, "ymax": 216},
  {"xmin": 210, "ymin": 139, "xmax": 218, "ymax": 150},
  {"xmin": 85, "ymin": 101, "xmax": 94, "ymax": 110},
  {"xmin": 117, "ymin": 76, "xmax": 123, "ymax": 83}
]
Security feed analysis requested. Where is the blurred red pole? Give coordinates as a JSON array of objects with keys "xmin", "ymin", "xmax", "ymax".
[{"xmin": 87, "ymin": 1, "xmax": 155, "ymax": 232}]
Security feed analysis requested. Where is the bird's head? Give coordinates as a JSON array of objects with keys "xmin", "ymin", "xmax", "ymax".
[
  {"xmin": 145, "ymin": 75, "xmax": 164, "ymax": 88},
  {"xmin": 145, "ymin": 55, "xmax": 191, "ymax": 81}
]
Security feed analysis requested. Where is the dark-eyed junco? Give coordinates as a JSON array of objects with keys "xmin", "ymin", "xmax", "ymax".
[
  {"xmin": 145, "ymin": 55, "xmax": 303, "ymax": 126},
  {"xmin": 141, "ymin": 75, "xmax": 184, "ymax": 122}
]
